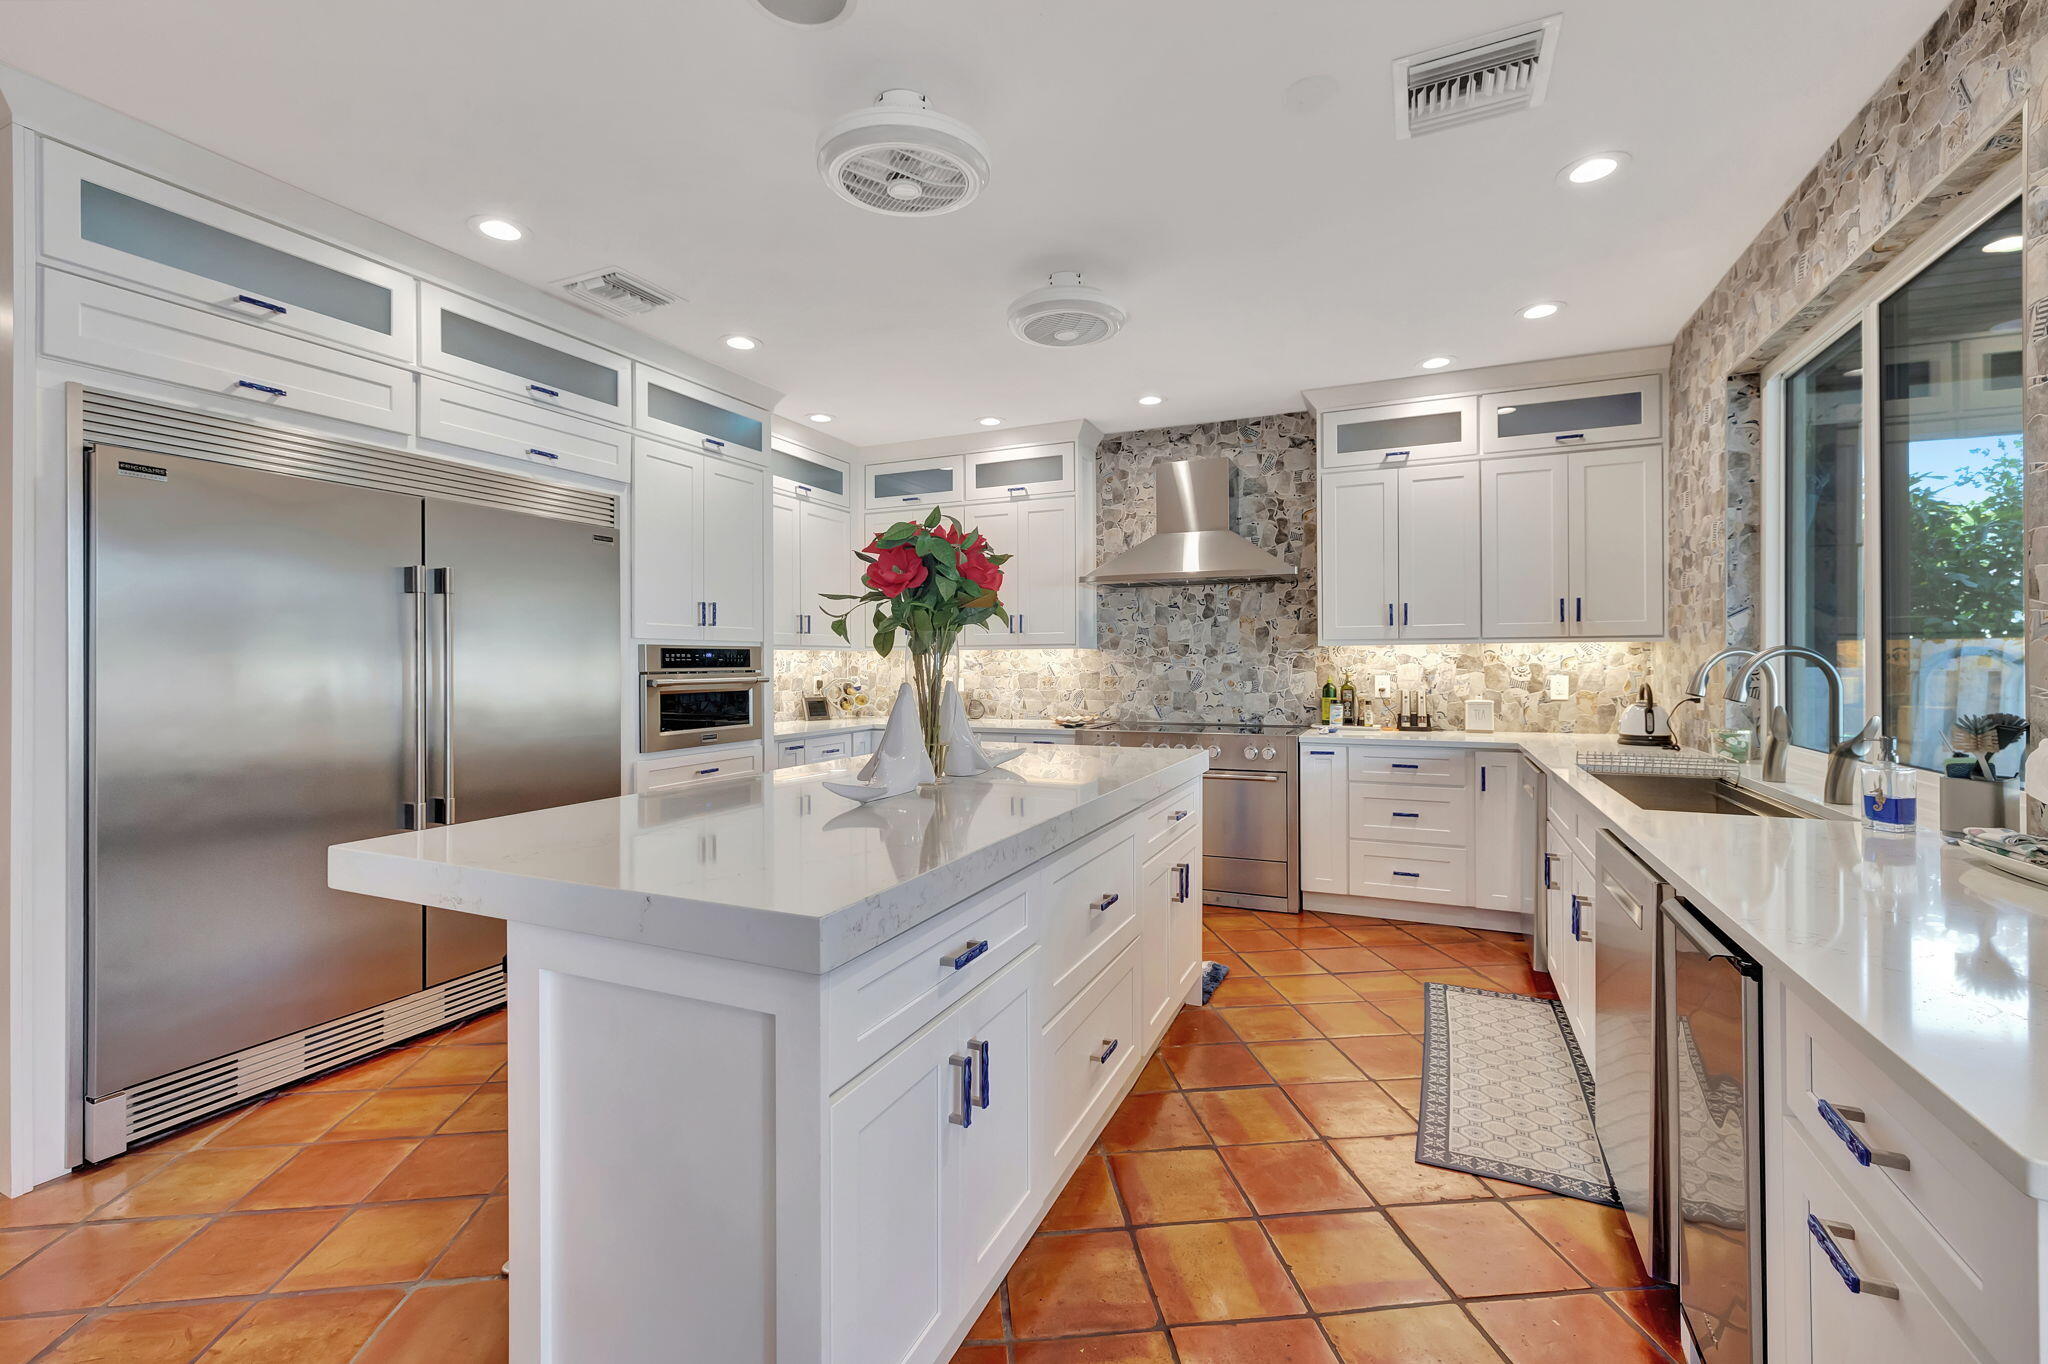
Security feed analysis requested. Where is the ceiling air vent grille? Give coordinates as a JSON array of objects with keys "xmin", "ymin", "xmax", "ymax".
[
  {"xmin": 557, "ymin": 268, "xmax": 679, "ymax": 317},
  {"xmin": 1395, "ymin": 15, "xmax": 1561, "ymax": 139}
]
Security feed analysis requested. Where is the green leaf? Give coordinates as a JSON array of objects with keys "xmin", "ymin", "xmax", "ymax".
[
  {"xmin": 873, "ymin": 627, "xmax": 894, "ymax": 657},
  {"xmin": 830, "ymin": 615, "xmax": 849, "ymax": 640},
  {"xmin": 923, "ymin": 505, "xmax": 943, "ymax": 528},
  {"xmin": 818, "ymin": 593, "xmax": 865, "ymax": 601}
]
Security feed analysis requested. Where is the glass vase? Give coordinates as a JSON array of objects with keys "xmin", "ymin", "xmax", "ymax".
[{"xmin": 907, "ymin": 634, "xmax": 957, "ymax": 777}]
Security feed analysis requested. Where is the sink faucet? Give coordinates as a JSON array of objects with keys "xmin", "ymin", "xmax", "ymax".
[
  {"xmin": 1728, "ymin": 645, "xmax": 1881, "ymax": 804},
  {"xmin": 1684, "ymin": 648, "xmax": 1789, "ymax": 781}
]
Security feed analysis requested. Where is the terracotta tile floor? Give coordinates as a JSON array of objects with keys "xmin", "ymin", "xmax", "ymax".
[
  {"xmin": 956, "ymin": 906, "xmax": 1686, "ymax": 1364},
  {"xmin": 0, "ymin": 1010, "xmax": 508, "ymax": 1362},
  {"xmin": 3, "ymin": 907, "xmax": 1685, "ymax": 1364}
]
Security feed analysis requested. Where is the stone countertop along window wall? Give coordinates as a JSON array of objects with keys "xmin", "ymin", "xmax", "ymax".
[{"xmin": 776, "ymin": 413, "xmax": 1652, "ymax": 729}]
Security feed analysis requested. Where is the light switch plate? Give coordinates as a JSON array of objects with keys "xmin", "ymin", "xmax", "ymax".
[
  {"xmin": 1548, "ymin": 673, "xmax": 1572, "ymax": 701},
  {"xmin": 1374, "ymin": 673, "xmax": 1394, "ymax": 696}
]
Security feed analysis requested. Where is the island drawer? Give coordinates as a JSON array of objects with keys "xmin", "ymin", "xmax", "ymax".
[
  {"xmin": 1140, "ymin": 781, "xmax": 1202, "ymax": 857},
  {"xmin": 1348, "ymin": 783, "xmax": 1473, "ymax": 845},
  {"xmin": 1346, "ymin": 747, "xmax": 1469, "ymax": 787},
  {"xmin": 1348, "ymin": 839, "xmax": 1472, "ymax": 906},
  {"xmin": 824, "ymin": 871, "xmax": 1037, "ymax": 1089},
  {"xmin": 1783, "ymin": 989, "xmax": 2034, "ymax": 1363},
  {"xmin": 1042, "ymin": 824, "xmax": 1141, "ymax": 1018},
  {"xmin": 1041, "ymin": 940, "xmax": 1140, "ymax": 1174}
]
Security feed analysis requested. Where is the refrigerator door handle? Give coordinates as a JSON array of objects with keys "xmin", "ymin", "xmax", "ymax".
[
  {"xmin": 400, "ymin": 565, "xmax": 430, "ymax": 830},
  {"xmin": 428, "ymin": 566, "xmax": 454, "ymax": 825}
]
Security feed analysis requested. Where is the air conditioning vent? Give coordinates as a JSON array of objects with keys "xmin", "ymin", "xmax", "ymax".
[
  {"xmin": 1394, "ymin": 15, "xmax": 1560, "ymax": 139},
  {"xmin": 556, "ymin": 268, "xmax": 679, "ymax": 317}
]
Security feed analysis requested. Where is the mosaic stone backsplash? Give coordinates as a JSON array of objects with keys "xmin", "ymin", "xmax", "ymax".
[{"xmin": 775, "ymin": 410, "xmax": 1654, "ymax": 731}]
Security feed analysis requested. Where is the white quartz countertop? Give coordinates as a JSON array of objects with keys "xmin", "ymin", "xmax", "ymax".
[
  {"xmin": 771, "ymin": 716, "xmax": 1074, "ymax": 739},
  {"xmin": 331, "ymin": 745, "xmax": 1206, "ymax": 976},
  {"xmin": 1298, "ymin": 726, "xmax": 2048, "ymax": 1193}
]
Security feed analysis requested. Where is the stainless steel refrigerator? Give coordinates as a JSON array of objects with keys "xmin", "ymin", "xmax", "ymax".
[{"xmin": 84, "ymin": 424, "xmax": 620, "ymax": 1157}]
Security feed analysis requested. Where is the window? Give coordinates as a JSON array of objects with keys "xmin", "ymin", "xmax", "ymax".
[{"xmin": 1770, "ymin": 190, "xmax": 2024, "ymax": 772}]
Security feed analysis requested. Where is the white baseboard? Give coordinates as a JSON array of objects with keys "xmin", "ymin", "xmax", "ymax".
[{"xmin": 1301, "ymin": 891, "xmax": 1530, "ymax": 936}]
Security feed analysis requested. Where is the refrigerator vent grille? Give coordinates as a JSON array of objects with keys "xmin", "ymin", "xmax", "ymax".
[
  {"xmin": 80, "ymin": 390, "xmax": 617, "ymax": 529},
  {"xmin": 88, "ymin": 965, "xmax": 505, "ymax": 1157}
]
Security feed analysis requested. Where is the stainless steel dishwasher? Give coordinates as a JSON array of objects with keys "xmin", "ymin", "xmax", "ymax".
[
  {"xmin": 1593, "ymin": 833, "xmax": 1666, "ymax": 1278},
  {"xmin": 1662, "ymin": 895, "xmax": 1763, "ymax": 1364}
]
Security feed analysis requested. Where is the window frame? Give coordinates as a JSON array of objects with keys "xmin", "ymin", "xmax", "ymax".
[{"xmin": 1760, "ymin": 162, "xmax": 2024, "ymax": 786}]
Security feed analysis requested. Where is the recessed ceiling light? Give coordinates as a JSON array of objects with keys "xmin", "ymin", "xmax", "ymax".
[
  {"xmin": 1419, "ymin": 356, "xmax": 1455, "ymax": 370},
  {"xmin": 1983, "ymin": 234, "xmax": 2025, "ymax": 254},
  {"xmin": 471, "ymin": 216, "xmax": 524, "ymax": 241},
  {"xmin": 1560, "ymin": 152, "xmax": 1627, "ymax": 185},
  {"xmin": 977, "ymin": 416, "xmax": 1003, "ymax": 427},
  {"xmin": 1520, "ymin": 302, "xmax": 1562, "ymax": 320},
  {"xmin": 807, "ymin": 412, "xmax": 834, "ymax": 423},
  {"xmin": 723, "ymin": 334, "xmax": 760, "ymax": 351},
  {"xmin": 1137, "ymin": 394, "xmax": 1164, "ymax": 406}
]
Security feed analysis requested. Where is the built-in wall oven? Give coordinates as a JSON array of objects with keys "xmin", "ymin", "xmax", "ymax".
[{"xmin": 639, "ymin": 645, "xmax": 764, "ymax": 751}]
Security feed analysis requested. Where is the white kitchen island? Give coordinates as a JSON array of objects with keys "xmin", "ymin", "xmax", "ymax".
[{"xmin": 329, "ymin": 744, "xmax": 1207, "ymax": 1364}]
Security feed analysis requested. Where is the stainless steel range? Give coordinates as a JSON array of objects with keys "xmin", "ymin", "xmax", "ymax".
[{"xmin": 1076, "ymin": 722, "xmax": 1299, "ymax": 914}]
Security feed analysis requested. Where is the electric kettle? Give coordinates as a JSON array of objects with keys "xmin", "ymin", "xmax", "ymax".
[{"xmin": 1618, "ymin": 684, "xmax": 1677, "ymax": 749}]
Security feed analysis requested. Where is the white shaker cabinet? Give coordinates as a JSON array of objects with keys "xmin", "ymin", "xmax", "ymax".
[
  {"xmin": 1481, "ymin": 454, "xmax": 1570, "ymax": 639},
  {"xmin": 1479, "ymin": 374, "xmax": 1662, "ymax": 455},
  {"xmin": 1298, "ymin": 743, "xmax": 1350, "ymax": 895},
  {"xmin": 826, "ymin": 960, "xmax": 1034, "ymax": 1364},
  {"xmin": 635, "ymin": 364, "xmax": 769, "ymax": 468},
  {"xmin": 631, "ymin": 438, "xmax": 767, "ymax": 643},
  {"xmin": 1472, "ymin": 755, "xmax": 1530, "ymax": 914},
  {"xmin": 1140, "ymin": 828, "xmax": 1202, "ymax": 1041},
  {"xmin": 974, "ymin": 499, "xmax": 1082, "ymax": 648},
  {"xmin": 1319, "ymin": 470, "xmax": 1401, "ymax": 643},
  {"xmin": 1319, "ymin": 395, "xmax": 1478, "ymax": 468},
  {"xmin": 1395, "ymin": 465, "xmax": 1482, "ymax": 640},
  {"xmin": 773, "ymin": 491, "xmax": 852, "ymax": 647},
  {"xmin": 964, "ymin": 443, "xmax": 1077, "ymax": 503},
  {"xmin": 1568, "ymin": 445, "xmax": 1665, "ymax": 638},
  {"xmin": 420, "ymin": 284, "xmax": 629, "ymax": 427}
]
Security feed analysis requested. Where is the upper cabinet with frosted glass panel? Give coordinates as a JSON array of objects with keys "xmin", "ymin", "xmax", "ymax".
[
  {"xmin": 866, "ymin": 455, "xmax": 963, "ymax": 509},
  {"xmin": 1480, "ymin": 375, "xmax": 1662, "ymax": 454},
  {"xmin": 635, "ymin": 364, "xmax": 768, "ymax": 466},
  {"xmin": 965, "ymin": 443, "xmax": 1076, "ymax": 502},
  {"xmin": 41, "ymin": 142, "xmax": 416, "ymax": 362},
  {"xmin": 1319, "ymin": 396, "xmax": 1478, "ymax": 468},
  {"xmin": 770, "ymin": 439, "xmax": 850, "ymax": 505},
  {"xmin": 420, "ymin": 284, "xmax": 629, "ymax": 425}
]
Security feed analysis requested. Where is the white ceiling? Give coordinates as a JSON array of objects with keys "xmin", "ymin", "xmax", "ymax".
[{"xmin": 3, "ymin": 0, "xmax": 1947, "ymax": 445}]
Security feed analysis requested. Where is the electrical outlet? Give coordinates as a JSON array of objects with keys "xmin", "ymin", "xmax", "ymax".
[
  {"xmin": 1548, "ymin": 673, "xmax": 1572, "ymax": 701},
  {"xmin": 1374, "ymin": 673, "xmax": 1394, "ymax": 697}
]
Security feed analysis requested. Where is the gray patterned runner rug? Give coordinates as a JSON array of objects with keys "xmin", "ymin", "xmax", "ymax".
[{"xmin": 1415, "ymin": 982, "xmax": 1619, "ymax": 1206}]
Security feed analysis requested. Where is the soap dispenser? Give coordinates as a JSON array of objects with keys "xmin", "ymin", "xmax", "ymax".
[{"xmin": 1859, "ymin": 735, "xmax": 1917, "ymax": 833}]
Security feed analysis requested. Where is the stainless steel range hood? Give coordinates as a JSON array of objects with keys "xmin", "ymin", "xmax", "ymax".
[{"xmin": 1086, "ymin": 457, "xmax": 1298, "ymax": 585}]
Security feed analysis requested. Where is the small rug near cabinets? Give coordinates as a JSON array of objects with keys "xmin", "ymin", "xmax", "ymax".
[{"xmin": 1415, "ymin": 983, "xmax": 1621, "ymax": 1207}]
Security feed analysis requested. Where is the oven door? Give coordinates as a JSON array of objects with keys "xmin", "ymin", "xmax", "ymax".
[
  {"xmin": 1202, "ymin": 769, "xmax": 1291, "ymax": 903},
  {"xmin": 640, "ymin": 676, "xmax": 762, "ymax": 751}
]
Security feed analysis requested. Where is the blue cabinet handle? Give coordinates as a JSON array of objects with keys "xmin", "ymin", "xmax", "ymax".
[
  {"xmin": 1009, "ymin": 485, "xmax": 1027, "ymax": 492},
  {"xmin": 1542, "ymin": 852, "xmax": 1556, "ymax": 889},
  {"xmin": 1091, "ymin": 892, "xmax": 1119, "ymax": 913},
  {"xmin": 702, "ymin": 438, "xmax": 725, "ymax": 452},
  {"xmin": 528, "ymin": 383, "xmax": 560, "ymax": 398},
  {"xmin": 527, "ymin": 447, "xmax": 560, "ymax": 461},
  {"xmin": 1480, "ymin": 768, "xmax": 1488, "ymax": 793},
  {"xmin": 1392, "ymin": 812, "xmax": 1420, "ymax": 818},
  {"xmin": 235, "ymin": 294, "xmax": 286, "ymax": 314},
  {"xmin": 1559, "ymin": 597, "xmax": 1566, "ymax": 622},
  {"xmin": 975, "ymin": 1038, "xmax": 991, "ymax": 1110},
  {"xmin": 1386, "ymin": 449, "xmax": 1410, "ymax": 458},
  {"xmin": 1575, "ymin": 597, "xmax": 1583, "ymax": 622},
  {"xmin": 1170, "ymin": 809, "xmax": 1190, "ymax": 821},
  {"xmin": 795, "ymin": 484, "xmax": 812, "ymax": 493},
  {"xmin": 1570, "ymin": 894, "xmax": 1589, "ymax": 941},
  {"xmin": 1807, "ymin": 1215, "xmax": 1899, "ymax": 1298},
  {"xmin": 948, "ymin": 940, "xmax": 989, "ymax": 971},
  {"xmin": 1310, "ymin": 749, "xmax": 1336, "ymax": 756},
  {"xmin": 235, "ymin": 379, "xmax": 286, "ymax": 397},
  {"xmin": 696, "ymin": 767, "xmax": 718, "ymax": 776},
  {"xmin": 902, "ymin": 496, "xmax": 919, "ymax": 502},
  {"xmin": 1555, "ymin": 432, "xmax": 1586, "ymax": 442},
  {"xmin": 1817, "ymin": 1100, "xmax": 1910, "ymax": 1169},
  {"xmin": 1393, "ymin": 870, "xmax": 1420, "ymax": 878},
  {"xmin": 1387, "ymin": 603, "xmax": 1394, "ymax": 627},
  {"xmin": 1093, "ymin": 1038, "xmax": 1120, "ymax": 1064},
  {"xmin": 1392, "ymin": 762, "xmax": 1420, "ymax": 770},
  {"xmin": 950, "ymin": 1052, "xmax": 974, "ymax": 1128},
  {"xmin": 1402, "ymin": 602, "xmax": 1409, "ymax": 626}
]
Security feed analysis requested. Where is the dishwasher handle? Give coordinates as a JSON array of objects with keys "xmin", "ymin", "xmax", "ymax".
[{"xmin": 1661, "ymin": 895, "xmax": 1761, "ymax": 978}]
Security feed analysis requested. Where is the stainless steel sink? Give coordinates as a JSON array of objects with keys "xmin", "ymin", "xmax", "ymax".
[{"xmin": 1588, "ymin": 772, "xmax": 1828, "ymax": 818}]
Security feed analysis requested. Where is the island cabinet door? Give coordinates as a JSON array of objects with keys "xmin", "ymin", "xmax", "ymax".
[
  {"xmin": 1140, "ymin": 827, "xmax": 1204, "ymax": 1043},
  {"xmin": 827, "ymin": 959, "xmax": 1035, "ymax": 1364},
  {"xmin": 825, "ymin": 1009, "xmax": 958, "ymax": 1364},
  {"xmin": 949, "ymin": 964, "xmax": 1037, "ymax": 1292}
]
